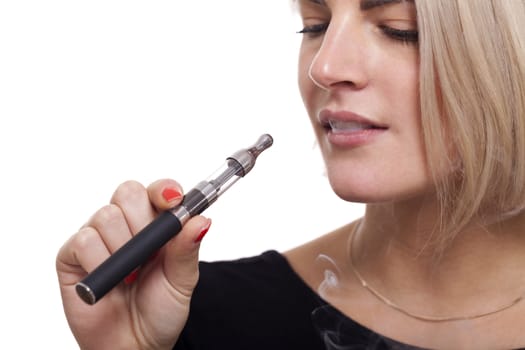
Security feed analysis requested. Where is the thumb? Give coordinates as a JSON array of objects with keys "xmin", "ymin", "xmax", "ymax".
[{"xmin": 162, "ymin": 215, "xmax": 211, "ymax": 296}]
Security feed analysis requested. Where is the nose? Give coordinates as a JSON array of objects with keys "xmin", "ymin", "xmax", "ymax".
[{"xmin": 308, "ymin": 18, "xmax": 369, "ymax": 91}]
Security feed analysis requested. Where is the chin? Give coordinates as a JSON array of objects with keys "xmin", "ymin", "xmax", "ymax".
[
  {"xmin": 326, "ymin": 170, "xmax": 434, "ymax": 205},
  {"xmin": 327, "ymin": 172, "xmax": 380, "ymax": 203},
  {"xmin": 330, "ymin": 183, "xmax": 386, "ymax": 204}
]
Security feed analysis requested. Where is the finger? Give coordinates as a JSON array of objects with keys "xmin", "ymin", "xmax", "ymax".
[
  {"xmin": 162, "ymin": 215, "xmax": 212, "ymax": 296},
  {"xmin": 147, "ymin": 178, "xmax": 184, "ymax": 211},
  {"xmin": 86, "ymin": 204, "xmax": 133, "ymax": 254},
  {"xmin": 56, "ymin": 226, "xmax": 112, "ymax": 286},
  {"xmin": 110, "ymin": 180, "xmax": 157, "ymax": 235}
]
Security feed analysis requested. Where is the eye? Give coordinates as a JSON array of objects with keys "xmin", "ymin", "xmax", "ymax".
[
  {"xmin": 379, "ymin": 25, "xmax": 419, "ymax": 44},
  {"xmin": 297, "ymin": 23, "xmax": 329, "ymax": 38}
]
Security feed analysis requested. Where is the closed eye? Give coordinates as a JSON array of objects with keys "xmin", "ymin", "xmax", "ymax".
[
  {"xmin": 297, "ymin": 23, "xmax": 329, "ymax": 38},
  {"xmin": 379, "ymin": 25, "xmax": 418, "ymax": 44}
]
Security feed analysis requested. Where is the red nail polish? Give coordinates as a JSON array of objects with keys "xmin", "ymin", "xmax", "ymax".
[
  {"xmin": 125, "ymin": 251, "xmax": 158, "ymax": 285},
  {"xmin": 194, "ymin": 220, "xmax": 212, "ymax": 243},
  {"xmin": 147, "ymin": 250, "xmax": 160, "ymax": 263},
  {"xmin": 162, "ymin": 188, "xmax": 182, "ymax": 202},
  {"xmin": 124, "ymin": 268, "xmax": 139, "ymax": 285}
]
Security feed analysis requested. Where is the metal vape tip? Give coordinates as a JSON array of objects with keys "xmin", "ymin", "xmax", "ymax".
[
  {"xmin": 250, "ymin": 134, "xmax": 274, "ymax": 158},
  {"xmin": 228, "ymin": 134, "xmax": 273, "ymax": 176}
]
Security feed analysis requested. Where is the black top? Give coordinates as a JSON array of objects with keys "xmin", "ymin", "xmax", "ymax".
[{"xmin": 174, "ymin": 250, "xmax": 489, "ymax": 350}]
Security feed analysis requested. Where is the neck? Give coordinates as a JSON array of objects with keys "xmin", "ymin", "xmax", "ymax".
[{"xmin": 352, "ymin": 196, "xmax": 525, "ymax": 319}]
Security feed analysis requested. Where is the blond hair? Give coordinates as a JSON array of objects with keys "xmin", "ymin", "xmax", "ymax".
[{"xmin": 416, "ymin": 0, "xmax": 525, "ymax": 246}]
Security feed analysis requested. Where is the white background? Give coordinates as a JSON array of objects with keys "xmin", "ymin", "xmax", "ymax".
[{"xmin": 0, "ymin": 1, "xmax": 363, "ymax": 348}]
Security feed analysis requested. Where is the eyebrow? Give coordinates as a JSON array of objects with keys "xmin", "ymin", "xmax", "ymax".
[
  {"xmin": 307, "ymin": 0, "xmax": 325, "ymax": 4},
  {"xmin": 305, "ymin": 0, "xmax": 414, "ymax": 10},
  {"xmin": 360, "ymin": 0, "xmax": 413, "ymax": 11}
]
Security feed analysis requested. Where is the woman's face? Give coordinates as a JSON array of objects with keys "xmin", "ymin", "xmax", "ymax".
[{"xmin": 298, "ymin": 0, "xmax": 429, "ymax": 203}]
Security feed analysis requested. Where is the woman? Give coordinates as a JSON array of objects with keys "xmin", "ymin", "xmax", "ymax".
[{"xmin": 56, "ymin": 0, "xmax": 525, "ymax": 349}]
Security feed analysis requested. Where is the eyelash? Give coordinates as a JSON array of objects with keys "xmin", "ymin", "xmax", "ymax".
[
  {"xmin": 297, "ymin": 23, "xmax": 419, "ymax": 44},
  {"xmin": 297, "ymin": 23, "xmax": 329, "ymax": 38},
  {"xmin": 379, "ymin": 25, "xmax": 419, "ymax": 44}
]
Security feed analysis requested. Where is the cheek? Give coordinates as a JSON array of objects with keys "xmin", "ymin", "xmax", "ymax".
[
  {"xmin": 384, "ymin": 59, "xmax": 419, "ymax": 111},
  {"xmin": 375, "ymin": 44, "xmax": 419, "ymax": 101},
  {"xmin": 382, "ymin": 57, "xmax": 422, "ymax": 146}
]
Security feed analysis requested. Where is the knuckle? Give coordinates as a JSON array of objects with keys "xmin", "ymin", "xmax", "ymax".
[
  {"xmin": 91, "ymin": 204, "xmax": 122, "ymax": 227},
  {"xmin": 73, "ymin": 226, "xmax": 101, "ymax": 252},
  {"xmin": 113, "ymin": 180, "xmax": 146, "ymax": 203}
]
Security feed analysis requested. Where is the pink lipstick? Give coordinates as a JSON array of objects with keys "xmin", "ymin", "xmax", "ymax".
[{"xmin": 319, "ymin": 110, "xmax": 388, "ymax": 147}]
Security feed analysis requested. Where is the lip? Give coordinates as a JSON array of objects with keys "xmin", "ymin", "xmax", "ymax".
[{"xmin": 318, "ymin": 109, "xmax": 388, "ymax": 147}]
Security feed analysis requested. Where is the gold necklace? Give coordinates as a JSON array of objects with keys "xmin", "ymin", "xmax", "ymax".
[{"xmin": 348, "ymin": 220, "xmax": 524, "ymax": 322}]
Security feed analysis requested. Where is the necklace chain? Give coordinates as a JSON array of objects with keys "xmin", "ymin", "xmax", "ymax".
[{"xmin": 347, "ymin": 220, "xmax": 524, "ymax": 322}]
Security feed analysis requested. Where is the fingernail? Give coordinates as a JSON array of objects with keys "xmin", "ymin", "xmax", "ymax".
[
  {"xmin": 147, "ymin": 250, "xmax": 160, "ymax": 263},
  {"xmin": 194, "ymin": 219, "xmax": 212, "ymax": 243},
  {"xmin": 125, "ymin": 251, "xmax": 159, "ymax": 285},
  {"xmin": 124, "ymin": 268, "xmax": 140, "ymax": 285},
  {"xmin": 162, "ymin": 188, "xmax": 182, "ymax": 202}
]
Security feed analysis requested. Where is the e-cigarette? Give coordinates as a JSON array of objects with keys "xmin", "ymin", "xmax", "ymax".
[{"xmin": 76, "ymin": 134, "xmax": 273, "ymax": 305}]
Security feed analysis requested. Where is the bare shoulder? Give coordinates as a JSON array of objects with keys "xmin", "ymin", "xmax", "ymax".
[
  {"xmin": 283, "ymin": 221, "xmax": 358, "ymax": 292},
  {"xmin": 282, "ymin": 221, "xmax": 525, "ymax": 349}
]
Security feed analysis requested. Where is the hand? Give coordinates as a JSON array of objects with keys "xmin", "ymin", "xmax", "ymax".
[{"xmin": 56, "ymin": 179, "xmax": 211, "ymax": 350}]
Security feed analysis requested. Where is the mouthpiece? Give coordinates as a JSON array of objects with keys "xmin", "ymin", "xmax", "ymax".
[
  {"xmin": 251, "ymin": 134, "xmax": 274, "ymax": 157},
  {"xmin": 227, "ymin": 134, "xmax": 273, "ymax": 176}
]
